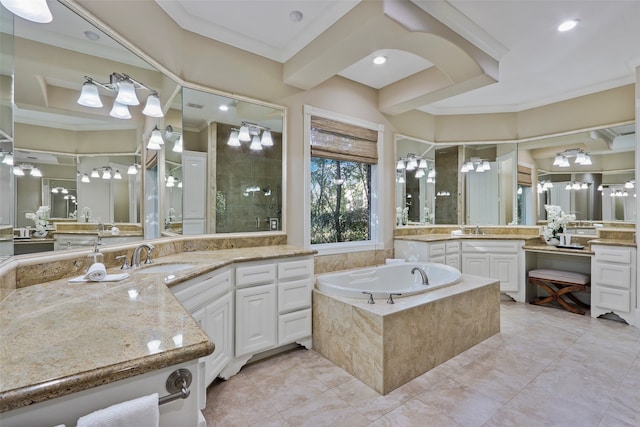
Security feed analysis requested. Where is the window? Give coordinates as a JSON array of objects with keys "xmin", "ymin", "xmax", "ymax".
[{"xmin": 304, "ymin": 107, "xmax": 382, "ymax": 250}]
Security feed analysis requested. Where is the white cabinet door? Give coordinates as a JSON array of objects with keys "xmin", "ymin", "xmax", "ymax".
[
  {"xmin": 235, "ymin": 284, "xmax": 277, "ymax": 357},
  {"xmin": 491, "ymin": 254, "xmax": 519, "ymax": 292},
  {"xmin": 462, "ymin": 253, "xmax": 490, "ymax": 277},
  {"xmin": 204, "ymin": 293, "xmax": 233, "ymax": 386},
  {"xmin": 182, "ymin": 150, "xmax": 207, "ymax": 234},
  {"xmin": 445, "ymin": 253, "xmax": 460, "ymax": 270}
]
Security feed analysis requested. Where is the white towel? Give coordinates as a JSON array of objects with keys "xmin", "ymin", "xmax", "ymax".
[
  {"xmin": 84, "ymin": 263, "xmax": 107, "ymax": 281},
  {"xmin": 76, "ymin": 393, "xmax": 159, "ymax": 427},
  {"xmin": 69, "ymin": 273, "xmax": 129, "ymax": 283}
]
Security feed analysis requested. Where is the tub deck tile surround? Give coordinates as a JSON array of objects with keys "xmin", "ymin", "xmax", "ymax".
[
  {"xmin": 313, "ymin": 275, "xmax": 500, "ymax": 394},
  {"xmin": 0, "ymin": 239, "xmax": 314, "ymax": 413}
]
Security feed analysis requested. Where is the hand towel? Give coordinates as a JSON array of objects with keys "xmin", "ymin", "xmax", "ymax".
[
  {"xmin": 69, "ymin": 273, "xmax": 129, "ymax": 283},
  {"xmin": 76, "ymin": 393, "xmax": 159, "ymax": 427},
  {"xmin": 451, "ymin": 229, "xmax": 463, "ymax": 236},
  {"xmin": 84, "ymin": 263, "xmax": 106, "ymax": 281}
]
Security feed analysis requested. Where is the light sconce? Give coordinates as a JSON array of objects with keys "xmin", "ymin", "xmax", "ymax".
[
  {"xmin": 436, "ymin": 191, "xmax": 451, "ymax": 197},
  {"xmin": 127, "ymin": 164, "xmax": 140, "ymax": 175},
  {"xmin": 1, "ymin": 151, "xmax": 13, "ymax": 165},
  {"xmin": 113, "ymin": 170, "xmax": 122, "ymax": 180},
  {"xmin": 537, "ymin": 181, "xmax": 554, "ymax": 193},
  {"xmin": 166, "ymin": 175, "xmax": 176, "ymax": 188},
  {"xmin": 553, "ymin": 148, "xmax": 591, "ymax": 167},
  {"xmin": 0, "ymin": 0, "xmax": 52, "ymax": 23},
  {"xmin": 77, "ymin": 73, "xmax": 163, "ymax": 119},
  {"xmin": 51, "ymin": 187, "xmax": 68, "ymax": 194},
  {"xmin": 81, "ymin": 173, "xmax": 91, "ymax": 183},
  {"xmin": 91, "ymin": 169, "xmax": 100, "ymax": 178},
  {"xmin": 173, "ymin": 135, "xmax": 183, "ymax": 153},
  {"xmin": 564, "ymin": 181, "xmax": 589, "ymax": 190},
  {"xmin": 625, "ymin": 180, "xmax": 635, "ymax": 189},
  {"xmin": 146, "ymin": 127, "xmax": 164, "ymax": 150},
  {"xmin": 12, "ymin": 164, "xmax": 41, "ymax": 177},
  {"xmin": 228, "ymin": 122, "xmax": 274, "ymax": 149},
  {"xmin": 461, "ymin": 158, "xmax": 491, "ymax": 173},
  {"xmin": 102, "ymin": 168, "xmax": 112, "ymax": 179}
]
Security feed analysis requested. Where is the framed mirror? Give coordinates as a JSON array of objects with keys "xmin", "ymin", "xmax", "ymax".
[
  {"xmin": 395, "ymin": 135, "xmax": 435, "ymax": 225},
  {"xmin": 4, "ymin": 1, "xmax": 181, "ymax": 254},
  {"xmin": 518, "ymin": 123, "xmax": 636, "ymax": 228},
  {"xmin": 181, "ymin": 87, "xmax": 285, "ymax": 234}
]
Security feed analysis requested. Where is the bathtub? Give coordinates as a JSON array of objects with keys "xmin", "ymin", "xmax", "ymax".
[{"xmin": 315, "ymin": 262, "xmax": 462, "ymax": 299}]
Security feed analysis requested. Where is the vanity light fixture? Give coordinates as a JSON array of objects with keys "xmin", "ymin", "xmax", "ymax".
[
  {"xmin": 113, "ymin": 170, "xmax": 122, "ymax": 180},
  {"xmin": 173, "ymin": 135, "xmax": 183, "ymax": 153},
  {"xmin": 554, "ymin": 148, "xmax": 591, "ymax": 167},
  {"xmin": 102, "ymin": 168, "xmax": 112, "ymax": 180},
  {"xmin": 396, "ymin": 159, "xmax": 406, "ymax": 170},
  {"xmin": 0, "ymin": 0, "xmax": 52, "ymax": 23},
  {"xmin": 230, "ymin": 122, "xmax": 274, "ymax": 149},
  {"xmin": 12, "ymin": 164, "xmax": 41, "ymax": 177},
  {"xmin": 406, "ymin": 157, "xmax": 419, "ymax": 171},
  {"xmin": 565, "ymin": 181, "xmax": 590, "ymax": 190},
  {"xmin": 2, "ymin": 151, "xmax": 13, "ymax": 165},
  {"xmin": 77, "ymin": 73, "xmax": 164, "ymax": 119},
  {"xmin": 166, "ymin": 175, "xmax": 176, "ymax": 188},
  {"xmin": 415, "ymin": 169, "xmax": 425, "ymax": 178},
  {"xmin": 127, "ymin": 164, "xmax": 139, "ymax": 175},
  {"xmin": 12, "ymin": 165, "xmax": 24, "ymax": 176},
  {"xmin": 597, "ymin": 184, "xmax": 603, "ymax": 191},
  {"xmin": 91, "ymin": 169, "xmax": 100, "ymax": 178},
  {"xmin": 30, "ymin": 166, "xmax": 42, "ymax": 177},
  {"xmin": 625, "ymin": 180, "xmax": 635, "ymax": 189},
  {"xmin": 461, "ymin": 158, "xmax": 491, "ymax": 173},
  {"xmin": 81, "ymin": 173, "xmax": 91, "ymax": 183},
  {"xmin": 51, "ymin": 187, "xmax": 68, "ymax": 194}
]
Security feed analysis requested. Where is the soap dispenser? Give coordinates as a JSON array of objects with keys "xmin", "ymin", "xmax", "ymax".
[{"xmin": 87, "ymin": 240, "xmax": 104, "ymax": 264}]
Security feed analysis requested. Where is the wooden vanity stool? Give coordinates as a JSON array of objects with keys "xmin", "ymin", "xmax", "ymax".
[{"xmin": 528, "ymin": 269, "xmax": 591, "ymax": 315}]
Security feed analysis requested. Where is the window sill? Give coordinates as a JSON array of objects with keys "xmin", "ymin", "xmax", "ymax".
[{"xmin": 311, "ymin": 241, "xmax": 383, "ymax": 256}]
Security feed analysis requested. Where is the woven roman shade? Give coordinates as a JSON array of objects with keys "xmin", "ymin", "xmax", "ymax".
[
  {"xmin": 310, "ymin": 116, "xmax": 378, "ymax": 164},
  {"xmin": 517, "ymin": 164, "xmax": 532, "ymax": 186}
]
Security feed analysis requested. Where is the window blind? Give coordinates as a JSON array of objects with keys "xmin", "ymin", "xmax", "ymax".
[
  {"xmin": 517, "ymin": 164, "xmax": 532, "ymax": 186},
  {"xmin": 310, "ymin": 116, "xmax": 378, "ymax": 164}
]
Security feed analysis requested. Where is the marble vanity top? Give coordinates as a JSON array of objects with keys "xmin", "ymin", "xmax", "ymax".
[
  {"xmin": 394, "ymin": 233, "xmax": 542, "ymax": 243},
  {"xmin": 0, "ymin": 244, "xmax": 314, "ymax": 413}
]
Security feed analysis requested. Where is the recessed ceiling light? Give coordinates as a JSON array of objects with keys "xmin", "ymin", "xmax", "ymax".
[
  {"xmin": 84, "ymin": 30, "xmax": 100, "ymax": 41},
  {"xmin": 558, "ymin": 19, "xmax": 580, "ymax": 32},
  {"xmin": 372, "ymin": 55, "xmax": 387, "ymax": 65},
  {"xmin": 219, "ymin": 105, "xmax": 229, "ymax": 111},
  {"xmin": 289, "ymin": 10, "xmax": 303, "ymax": 23}
]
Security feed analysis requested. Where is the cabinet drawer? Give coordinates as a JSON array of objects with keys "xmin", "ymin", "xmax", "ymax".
[
  {"xmin": 235, "ymin": 263, "xmax": 276, "ymax": 287},
  {"xmin": 172, "ymin": 269, "xmax": 232, "ymax": 312},
  {"xmin": 278, "ymin": 258, "xmax": 314, "ymax": 280},
  {"xmin": 278, "ymin": 309, "xmax": 311, "ymax": 345},
  {"xmin": 594, "ymin": 263, "xmax": 631, "ymax": 289},
  {"xmin": 594, "ymin": 247, "xmax": 632, "ymax": 264},
  {"xmin": 462, "ymin": 240, "xmax": 520, "ymax": 253},
  {"xmin": 445, "ymin": 241, "xmax": 460, "ymax": 253},
  {"xmin": 278, "ymin": 278, "xmax": 312, "ymax": 313},
  {"xmin": 429, "ymin": 243, "xmax": 445, "ymax": 257},
  {"xmin": 593, "ymin": 286, "xmax": 631, "ymax": 313}
]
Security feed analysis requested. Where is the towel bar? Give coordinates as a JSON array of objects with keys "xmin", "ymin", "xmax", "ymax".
[{"xmin": 158, "ymin": 368, "xmax": 192, "ymax": 405}]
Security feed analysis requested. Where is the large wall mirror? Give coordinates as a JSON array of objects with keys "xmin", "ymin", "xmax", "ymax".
[
  {"xmin": 178, "ymin": 87, "xmax": 284, "ymax": 235},
  {"xmin": 518, "ymin": 123, "xmax": 636, "ymax": 228},
  {"xmin": 395, "ymin": 135, "xmax": 517, "ymax": 226},
  {"xmin": 1, "ymin": 1, "xmax": 181, "ymax": 255}
]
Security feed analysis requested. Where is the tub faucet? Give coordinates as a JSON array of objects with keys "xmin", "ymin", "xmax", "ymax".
[
  {"xmin": 131, "ymin": 243, "xmax": 155, "ymax": 268},
  {"xmin": 411, "ymin": 267, "xmax": 429, "ymax": 286}
]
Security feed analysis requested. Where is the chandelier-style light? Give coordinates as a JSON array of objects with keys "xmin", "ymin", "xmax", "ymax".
[
  {"xmin": 77, "ymin": 73, "xmax": 163, "ymax": 119},
  {"xmin": 228, "ymin": 122, "xmax": 274, "ymax": 149}
]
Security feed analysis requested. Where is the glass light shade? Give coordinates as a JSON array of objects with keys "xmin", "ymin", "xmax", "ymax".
[
  {"xmin": 428, "ymin": 169, "xmax": 436, "ymax": 178},
  {"xmin": 91, "ymin": 169, "xmax": 100, "ymax": 178},
  {"xmin": 115, "ymin": 80, "xmax": 139, "ymax": 106},
  {"xmin": 581, "ymin": 155, "xmax": 592, "ymax": 166},
  {"xmin": 127, "ymin": 165, "xmax": 138, "ymax": 175},
  {"xmin": 51, "ymin": 187, "xmax": 59, "ymax": 193},
  {"xmin": 581, "ymin": 182, "xmax": 588, "ymax": 189},
  {"xmin": 482, "ymin": 161, "xmax": 491, "ymax": 171},
  {"xmin": 575, "ymin": 152, "xmax": 586, "ymax": 164},
  {"xmin": 415, "ymin": 169, "xmax": 425, "ymax": 178},
  {"xmin": 102, "ymin": 169, "xmax": 112, "ymax": 179},
  {"xmin": 597, "ymin": 184, "xmax": 603, "ymax": 191},
  {"xmin": 460, "ymin": 163, "xmax": 469, "ymax": 173},
  {"xmin": 227, "ymin": 130, "xmax": 241, "ymax": 147},
  {"xmin": 397, "ymin": 176, "xmax": 405, "ymax": 184},
  {"xmin": 406, "ymin": 158, "xmax": 418, "ymax": 170},
  {"xmin": 418, "ymin": 159, "xmax": 428, "ymax": 169},
  {"xmin": 553, "ymin": 155, "xmax": 562, "ymax": 166},
  {"xmin": 623, "ymin": 191, "xmax": 629, "ymax": 197},
  {"xmin": 572, "ymin": 182, "xmax": 581, "ymax": 190},
  {"xmin": 146, "ymin": 140, "xmax": 161, "ymax": 150},
  {"xmin": 173, "ymin": 136, "xmax": 183, "ymax": 153},
  {"xmin": 30, "ymin": 166, "xmax": 42, "ymax": 177},
  {"xmin": 2, "ymin": 152, "xmax": 13, "ymax": 165},
  {"xmin": 396, "ymin": 160, "xmax": 405, "ymax": 170},
  {"xmin": 261, "ymin": 130, "xmax": 273, "ymax": 146},
  {"xmin": 113, "ymin": 170, "xmax": 122, "ymax": 180},
  {"xmin": 109, "ymin": 101, "xmax": 131, "ymax": 119},
  {"xmin": 149, "ymin": 129, "xmax": 164, "ymax": 145},
  {"xmin": 62, "ymin": 188, "xmax": 68, "ymax": 194},
  {"xmin": 249, "ymin": 135, "xmax": 263, "ymax": 151},
  {"xmin": 0, "ymin": 0, "xmax": 52, "ymax": 23},
  {"xmin": 565, "ymin": 183, "xmax": 572, "ymax": 190},
  {"xmin": 178, "ymin": 181, "xmax": 182, "ymax": 188},
  {"xmin": 82, "ymin": 174, "xmax": 91, "ymax": 183},
  {"xmin": 77, "ymin": 82, "xmax": 103, "ymax": 108},
  {"xmin": 142, "ymin": 93, "xmax": 163, "ymax": 117},
  {"xmin": 559, "ymin": 157, "xmax": 570, "ymax": 167},
  {"xmin": 166, "ymin": 179, "xmax": 175, "ymax": 188},
  {"xmin": 13, "ymin": 166, "xmax": 24, "ymax": 176},
  {"xmin": 625, "ymin": 181, "xmax": 634, "ymax": 189},
  {"xmin": 238, "ymin": 125, "xmax": 251, "ymax": 142},
  {"xmin": 475, "ymin": 163, "xmax": 485, "ymax": 172}
]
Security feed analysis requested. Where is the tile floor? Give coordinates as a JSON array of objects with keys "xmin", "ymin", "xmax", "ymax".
[{"xmin": 203, "ymin": 302, "xmax": 640, "ymax": 426}]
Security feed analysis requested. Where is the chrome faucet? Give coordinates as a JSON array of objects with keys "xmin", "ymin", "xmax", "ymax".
[
  {"xmin": 411, "ymin": 266, "xmax": 429, "ymax": 286},
  {"xmin": 475, "ymin": 225, "xmax": 480, "ymax": 236},
  {"xmin": 131, "ymin": 243, "xmax": 155, "ymax": 268}
]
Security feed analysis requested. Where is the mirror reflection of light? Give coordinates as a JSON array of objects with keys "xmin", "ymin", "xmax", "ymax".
[
  {"xmin": 128, "ymin": 289, "xmax": 139, "ymax": 300},
  {"xmin": 147, "ymin": 339, "xmax": 162, "ymax": 354}
]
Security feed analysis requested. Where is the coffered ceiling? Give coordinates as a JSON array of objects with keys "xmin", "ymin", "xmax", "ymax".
[{"xmin": 156, "ymin": 0, "xmax": 640, "ymax": 115}]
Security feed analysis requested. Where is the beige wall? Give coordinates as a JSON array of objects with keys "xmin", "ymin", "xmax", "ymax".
[{"xmin": 74, "ymin": 0, "xmax": 636, "ymax": 251}]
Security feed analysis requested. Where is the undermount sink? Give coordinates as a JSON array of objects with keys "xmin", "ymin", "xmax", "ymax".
[{"xmin": 137, "ymin": 262, "xmax": 197, "ymax": 273}]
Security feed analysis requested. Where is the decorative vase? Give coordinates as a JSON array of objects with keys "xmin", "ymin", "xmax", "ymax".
[
  {"xmin": 33, "ymin": 230, "xmax": 48, "ymax": 238},
  {"xmin": 546, "ymin": 237, "xmax": 560, "ymax": 246}
]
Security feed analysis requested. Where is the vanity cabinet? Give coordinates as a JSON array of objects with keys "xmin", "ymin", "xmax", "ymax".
[
  {"xmin": 170, "ymin": 267, "xmax": 233, "ymax": 389},
  {"xmin": 461, "ymin": 240, "xmax": 524, "ymax": 302},
  {"xmin": 590, "ymin": 245, "xmax": 637, "ymax": 324},
  {"xmin": 394, "ymin": 240, "xmax": 460, "ymax": 268}
]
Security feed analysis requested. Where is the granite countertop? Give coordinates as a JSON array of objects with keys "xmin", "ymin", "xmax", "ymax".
[
  {"xmin": 523, "ymin": 243, "xmax": 594, "ymax": 255},
  {"xmin": 0, "ymin": 244, "xmax": 314, "ymax": 413},
  {"xmin": 587, "ymin": 239, "xmax": 637, "ymax": 248}
]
